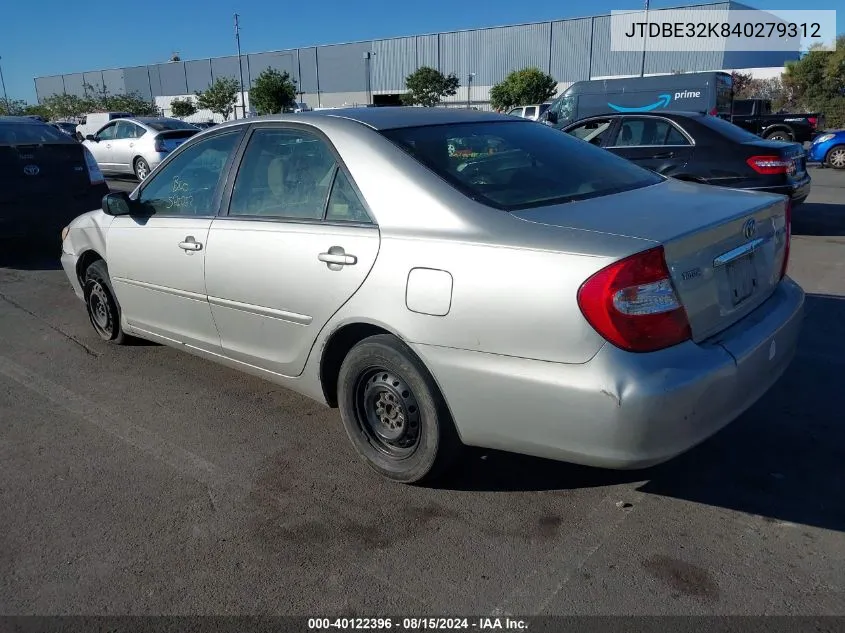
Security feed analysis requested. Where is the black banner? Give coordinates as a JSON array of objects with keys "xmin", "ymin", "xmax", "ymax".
[{"xmin": 0, "ymin": 617, "xmax": 843, "ymax": 633}]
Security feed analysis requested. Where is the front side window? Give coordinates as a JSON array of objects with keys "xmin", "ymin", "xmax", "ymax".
[
  {"xmin": 566, "ymin": 118, "xmax": 614, "ymax": 146},
  {"xmin": 525, "ymin": 106, "xmax": 537, "ymax": 119},
  {"xmin": 381, "ymin": 120, "xmax": 661, "ymax": 211},
  {"xmin": 137, "ymin": 131, "xmax": 241, "ymax": 216},
  {"xmin": 96, "ymin": 124, "xmax": 117, "ymax": 141},
  {"xmin": 228, "ymin": 128, "xmax": 338, "ymax": 220}
]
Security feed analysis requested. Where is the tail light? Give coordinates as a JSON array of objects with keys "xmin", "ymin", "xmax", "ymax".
[
  {"xmin": 83, "ymin": 146, "xmax": 105, "ymax": 185},
  {"xmin": 577, "ymin": 246, "xmax": 692, "ymax": 353},
  {"xmin": 708, "ymin": 107, "xmax": 718, "ymax": 116},
  {"xmin": 780, "ymin": 199, "xmax": 792, "ymax": 280},
  {"xmin": 807, "ymin": 116, "xmax": 818, "ymax": 128},
  {"xmin": 746, "ymin": 155, "xmax": 793, "ymax": 175}
]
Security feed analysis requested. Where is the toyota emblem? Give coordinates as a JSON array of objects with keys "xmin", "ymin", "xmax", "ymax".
[
  {"xmin": 23, "ymin": 164, "xmax": 40, "ymax": 176},
  {"xmin": 742, "ymin": 218, "xmax": 756, "ymax": 240}
]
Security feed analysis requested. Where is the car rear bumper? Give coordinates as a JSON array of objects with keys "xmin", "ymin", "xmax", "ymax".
[
  {"xmin": 411, "ymin": 277, "xmax": 804, "ymax": 469},
  {"xmin": 0, "ymin": 185, "xmax": 108, "ymax": 241},
  {"xmin": 742, "ymin": 174, "xmax": 811, "ymax": 204}
]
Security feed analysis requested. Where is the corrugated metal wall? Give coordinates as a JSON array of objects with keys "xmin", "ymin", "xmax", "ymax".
[
  {"xmin": 34, "ymin": 76, "xmax": 65, "ymax": 102},
  {"xmin": 247, "ymin": 51, "xmax": 298, "ymax": 87},
  {"xmin": 124, "ymin": 66, "xmax": 152, "ymax": 100},
  {"xmin": 101, "ymin": 69, "xmax": 126, "ymax": 95},
  {"xmin": 35, "ymin": 2, "xmax": 799, "ymax": 105},
  {"xmin": 316, "ymin": 42, "xmax": 372, "ymax": 94},
  {"xmin": 439, "ymin": 22, "xmax": 551, "ymax": 86},
  {"xmin": 372, "ymin": 37, "xmax": 416, "ymax": 92},
  {"xmin": 550, "ymin": 18, "xmax": 593, "ymax": 83}
]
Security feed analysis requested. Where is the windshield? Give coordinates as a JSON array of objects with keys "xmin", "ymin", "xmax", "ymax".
[
  {"xmin": 380, "ymin": 121, "xmax": 662, "ymax": 211},
  {"xmin": 145, "ymin": 119, "xmax": 199, "ymax": 131},
  {"xmin": 698, "ymin": 114, "xmax": 764, "ymax": 143},
  {"xmin": 0, "ymin": 121, "xmax": 71, "ymax": 145}
]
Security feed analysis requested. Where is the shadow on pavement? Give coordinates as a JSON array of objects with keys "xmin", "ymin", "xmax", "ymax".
[
  {"xmin": 792, "ymin": 200, "xmax": 845, "ymax": 237},
  {"xmin": 442, "ymin": 294, "xmax": 845, "ymax": 532},
  {"xmin": 0, "ymin": 242, "xmax": 63, "ymax": 271}
]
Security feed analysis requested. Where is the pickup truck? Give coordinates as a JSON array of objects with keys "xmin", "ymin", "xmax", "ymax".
[{"xmin": 730, "ymin": 98, "xmax": 824, "ymax": 143}]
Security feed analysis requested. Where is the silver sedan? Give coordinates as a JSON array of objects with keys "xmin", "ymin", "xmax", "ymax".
[
  {"xmin": 82, "ymin": 117, "xmax": 199, "ymax": 181},
  {"xmin": 59, "ymin": 108, "xmax": 803, "ymax": 484}
]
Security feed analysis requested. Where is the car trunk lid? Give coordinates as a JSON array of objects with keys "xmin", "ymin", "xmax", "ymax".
[
  {"xmin": 511, "ymin": 178, "xmax": 790, "ymax": 343},
  {"xmin": 0, "ymin": 142, "xmax": 91, "ymax": 204}
]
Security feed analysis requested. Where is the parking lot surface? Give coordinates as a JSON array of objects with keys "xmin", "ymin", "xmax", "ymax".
[{"xmin": 0, "ymin": 170, "xmax": 843, "ymax": 615}]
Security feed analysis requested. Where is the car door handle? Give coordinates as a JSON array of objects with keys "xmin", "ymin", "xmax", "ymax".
[
  {"xmin": 129, "ymin": 143, "xmax": 134, "ymax": 148},
  {"xmin": 651, "ymin": 151, "xmax": 675, "ymax": 159},
  {"xmin": 318, "ymin": 247, "xmax": 357, "ymax": 267},
  {"xmin": 178, "ymin": 236, "xmax": 203, "ymax": 251}
]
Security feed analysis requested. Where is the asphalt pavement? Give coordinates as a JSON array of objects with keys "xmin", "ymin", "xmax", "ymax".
[{"xmin": 0, "ymin": 170, "xmax": 843, "ymax": 615}]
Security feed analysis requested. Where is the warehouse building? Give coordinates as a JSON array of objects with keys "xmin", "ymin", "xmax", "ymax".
[{"xmin": 33, "ymin": 1, "xmax": 798, "ymax": 120}]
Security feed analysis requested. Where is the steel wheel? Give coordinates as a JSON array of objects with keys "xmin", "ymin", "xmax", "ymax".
[
  {"xmin": 337, "ymin": 334, "xmax": 462, "ymax": 484},
  {"xmin": 354, "ymin": 367, "xmax": 421, "ymax": 460},
  {"xmin": 87, "ymin": 280, "xmax": 115, "ymax": 339},
  {"xmin": 826, "ymin": 146, "xmax": 845, "ymax": 169},
  {"xmin": 83, "ymin": 260, "xmax": 127, "ymax": 344},
  {"xmin": 135, "ymin": 158, "xmax": 150, "ymax": 181}
]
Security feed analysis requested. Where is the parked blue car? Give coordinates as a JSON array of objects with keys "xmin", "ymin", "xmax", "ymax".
[{"xmin": 808, "ymin": 130, "xmax": 845, "ymax": 169}]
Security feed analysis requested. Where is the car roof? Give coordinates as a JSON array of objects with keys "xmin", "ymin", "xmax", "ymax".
[
  {"xmin": 0, "ymin": 116, "xmax": 51, "ymax": 126},
  {"xmin": 246, "ymin": 107, "xmax": 525, "ymax": 131}
]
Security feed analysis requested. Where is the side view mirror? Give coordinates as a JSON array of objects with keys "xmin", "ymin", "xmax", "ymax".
[
  {"xmin": 102, "ymin": 192, "xmax": 135, "ymax": 216},
  {"xmin": 546, "ymin": 110, "xmax": 558, "ymax": 124},
  {"xmin": 85, "ymin": 134, "xmax": 97, "ymax": 142}
]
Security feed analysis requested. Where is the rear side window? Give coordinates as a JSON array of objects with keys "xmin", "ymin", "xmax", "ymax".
[
  {"xmin": 0, "ymin": 122, "xmax": 69, "ymax": 144},
  {"xmin": 732, "ymin": 100, "xmax": 754, "ymax": 116},
  {"xmin": 697, "ymin": 115, "xmax": 763, "ymax": 143},
  {"xmin": 382, "ymin": 121, "xmax": 661, "ymax": 211}
]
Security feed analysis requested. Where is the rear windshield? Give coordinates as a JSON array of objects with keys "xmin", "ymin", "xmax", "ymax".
[
  {"xmin": 146, "ymin": 119, "xmax": 199, "ymax": 131},
  {"xmin": 0, "ymin": 122, "xmax": 71, "ymax": 145},
  {"xmin": 380, "ymin": 121, "xmax": 662, "ymax": 211},
  {"xmin": 697, "ymin": 114, "xmax": 763, "ymax": 143}
]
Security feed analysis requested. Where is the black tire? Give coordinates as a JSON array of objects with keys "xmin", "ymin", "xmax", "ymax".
[
  {"xmin": 764, "ymin": 130, "xmax": 792, "ymax": 142},
  {"xmin": 337, "ymin": 334, "xmax": 462, "ymax": 484},
  {"xmin": 134, "ymin": 157, "xmax": 151, "ymax": 182},
  {"xmin": 83, "ymin": 260, "xmax": 127, "ymax": 344},
  {"xmin": 825, "ymin": 145, "xmax": 845, "ymax": 170}
]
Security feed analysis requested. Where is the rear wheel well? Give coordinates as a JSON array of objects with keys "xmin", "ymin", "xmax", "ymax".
[
  {"xmin": 75, "ymin": 250, "xmax": 104, "ymax": 286},
  {"xmin": 320, "ymin": 323, "xmax": 393, "ymax": 407}
]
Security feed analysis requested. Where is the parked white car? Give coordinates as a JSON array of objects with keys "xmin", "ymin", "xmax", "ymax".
[{"xmin": 75, "ymin": 112, "xmax": 134, "ymax": 141}]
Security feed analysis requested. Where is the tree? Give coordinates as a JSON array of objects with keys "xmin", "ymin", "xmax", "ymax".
[
  {"xmin": 170, "ymin": 97, "xmax": 197, "ymax": 118},
  {"xmin": 0, "ymin": 98, "xmax": 27, "ymax": 116},
  {"xmin": 731, "ymin": 71, "xmax": 755, "ymax": 99},
  {"xmin": 489, "ymin": 67, "xmax": 558, "ymax": 111},
  {"xmin": 40, "ymin": 93, "xmax": 95, "ymax": 119},
  {"xmin": 781, "ymin": 34, "xmax": 845, "ymax": 127},
  {"xmin": 196, "ymin": 77, "xmax": 240, "ymax": 120},
  {"xmin": 403, "ymin": 67, "xmax": 460, "ymax": 107},
  {"xmin": 249, "ymin": 68, "xmax": 297, "ymax": 115}
]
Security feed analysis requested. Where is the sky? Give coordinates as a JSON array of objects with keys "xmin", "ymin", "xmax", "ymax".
[{"xmin": 1, "ymin": 0, "xmax": 842, "ymax": 103}]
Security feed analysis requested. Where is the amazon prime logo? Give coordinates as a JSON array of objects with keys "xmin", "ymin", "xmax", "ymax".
[
  {"xmin": 742, "ymin": 218, "xmax": 757, "ymax": 240},
  {"xmin": 23, "ymin": 164, "xmax": 40, "ymax": 176}
]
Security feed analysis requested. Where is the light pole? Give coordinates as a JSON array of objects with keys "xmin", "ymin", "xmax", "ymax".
[
  {"xmin": 640, "ymin": 0, "xmax": 649, "ymax": 77},
  {"xmin": 234, "ymin": 13, "xmax": 247, "ymax": 119},
  {"xmin": 467, "ymin": 72, "xmax": 474, "ymax": 109},
  {"xmin": 0, "ymin": 56, "xmax": 9, "ymax": 111}
]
